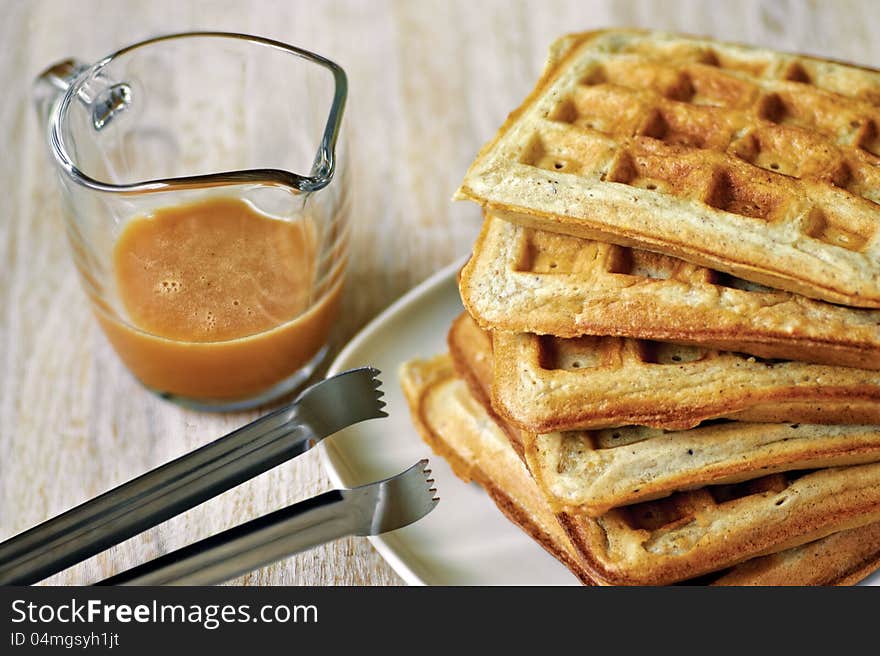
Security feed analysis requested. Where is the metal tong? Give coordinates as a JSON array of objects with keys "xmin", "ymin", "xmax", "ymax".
[
  {"xmin": 99, "ymin": 460, "xmax": 437, "ymax": 585},
  {"xmin": 0, "ymin": 367, "xmax": 437, "ymax": 585}
]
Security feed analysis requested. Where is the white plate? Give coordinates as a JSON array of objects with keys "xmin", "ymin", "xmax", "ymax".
[
  {"xmin": 319, "ymin": 257, "xmax": 579, "ymax": 585},
  {"xmin": 320, "ymin": 259, "xmax": 879, "ymax": 586}
]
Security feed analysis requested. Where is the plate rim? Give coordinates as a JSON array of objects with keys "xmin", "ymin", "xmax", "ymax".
[{"xmin": 319, "ymin": 256, "xmax": 467, "ymax": 586}]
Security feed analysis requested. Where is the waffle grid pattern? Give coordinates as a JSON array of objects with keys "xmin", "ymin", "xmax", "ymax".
[
  {"xmin": 521, "ymin": 221, "xmax": 766, "ymax": 287},
  {"xmin": 458, "ymin": 30, "xmax": 880, "ymax": 306},
  {"xmin": 520, "ymin": 45, "xmax": 880, "ymax": 252},
  {"xmin": 616, "ymin": 472, "xmax": 794, "ymax": 533},
  {"xmin": 461, "ymin": 215, "xmax": 880, "ymax": 367},
  {"xmin": 492, "ymin": 328, "xmax": 880, "ymax": 431}
]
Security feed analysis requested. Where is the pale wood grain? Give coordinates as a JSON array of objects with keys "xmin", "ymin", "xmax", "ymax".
[{"xmin": 1, "ymin": 0, "xmax": 877, "ymax": 586}]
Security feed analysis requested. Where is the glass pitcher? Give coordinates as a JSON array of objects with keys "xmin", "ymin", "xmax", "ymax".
[{"xmin": 33, "ymin": 32, "xmax": 349, "ymax": 411}]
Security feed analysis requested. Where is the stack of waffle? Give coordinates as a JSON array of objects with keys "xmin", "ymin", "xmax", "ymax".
[{"xmin": 400, "ymin": 29, "xmax": 880, "ymax": 585}]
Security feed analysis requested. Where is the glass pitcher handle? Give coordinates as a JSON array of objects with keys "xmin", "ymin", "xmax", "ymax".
[
  {"xmin": 34, "ymin": 58, "xmax": 132, "ymax": 132},
  {"xmin": 33, "ymin": 59, "xmax": 88, "ymax": 128}
]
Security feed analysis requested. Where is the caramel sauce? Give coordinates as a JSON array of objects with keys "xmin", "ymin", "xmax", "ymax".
[{"xmin": 98, "ymin": 196, "xmax": 341, "ymax": 400}]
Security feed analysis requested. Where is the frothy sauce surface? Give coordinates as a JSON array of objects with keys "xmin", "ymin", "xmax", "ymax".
[
  {"xmin": 114, "ymin": 196, "xmax": 315, "ymax": 342},
  {"xmin": 99, "ymin": 196, "xmax": 341, "ymax": 401}
]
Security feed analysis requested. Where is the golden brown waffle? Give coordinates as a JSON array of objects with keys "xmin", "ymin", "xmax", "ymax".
[
  {"xmin": 560, "ymin": 465, "xmax": 880, "ymax": 585},
  {"xmin": 399, "ymin": 352, "xmax": 880, "ymax": 585},
  {"xmin": 531, "ymin": 423, "xmax": 880, "ymax": 517},
  {"xmin": 398, "ymin": 353, "xmax": 596, "ymax": 585},
  {"xmin": 456, "ymin": 29, "xmax": 880, "ymax": 307},
  {"xmin": 493, "ymin": 328, "xmax": 880, "ymax": 431},
  {"xmin": 445, "ymin": 308, "xmax": 526, "ymax": 458},
  {"xmin": 449, "ymin": 311, "xmax": 880, "ymax": 516},
  {"xmin": 461, "ymin": 215, "xmax": 880, "ymax": 368},
  {"xmin": 709, "ymin": 523, "xmax": 880, "ymax": 586}
]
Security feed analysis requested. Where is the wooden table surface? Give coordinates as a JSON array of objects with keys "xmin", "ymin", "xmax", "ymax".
[{"xmin": 1, "ymin": 0, "xmax": 877, "ymax": 586}]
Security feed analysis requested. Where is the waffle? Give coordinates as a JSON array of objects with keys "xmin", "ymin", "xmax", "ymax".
[
  {"xmin": 561, "ymin": 463, "xmax": 880, "ymax": 585},
  {"xmin": 709, "ymin": 523, "xmax": 880, "ymax": 586},
  {"xmin": 455, "ymin": 29, "xmax": 880, "ymax": 307},
  {"xmin": 493, "ymin": 327, "xmax": 880, "ymax": 432},
  {"xmin": 449, "ymin": 311, "xmax": 880, "ymax": 516},
  {"xmin": 399, "ymin": 353, "xmax": 880, "ymax": 585},
  {"xmin": 460, "ymin": 215, "xmax": 880, "ymax": 368},
  {"xmin": 399, "ymin": 353, "xmax": 595, "ymax": 585}
]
